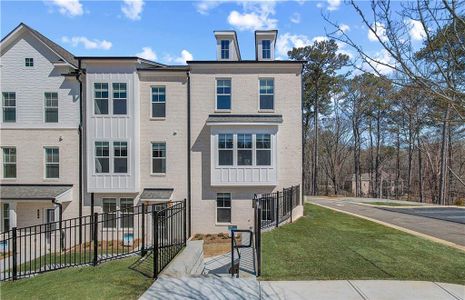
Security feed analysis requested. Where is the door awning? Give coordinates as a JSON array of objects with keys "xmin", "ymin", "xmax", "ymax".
[
  {"xmin": 139, "ymin": 188, "xmax": 174, "ymax": 202},
  {"xmin": 0, "ymin": 184, "xmax": 73, "ymax": 203}
]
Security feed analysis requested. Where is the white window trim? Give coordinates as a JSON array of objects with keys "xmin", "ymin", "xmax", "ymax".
[
  {"xmin": 93, "ymin": 82, "xmax": 130, "ymax": 117},
  {"xmin": 150, "ymin": 141, "xmax": 167, "ymax": 176},
  {"xmin": 93, "ymin": 141, "xmax": 130, "ymax": 175},
  {"xmin": 150, "ymin": 86, "xmax": 167, "ymax": 119},
  {"xmin": 112, "ymin": 83, "xmax": 128, "ymax": 115},
  {"xmin": 102, "ymin": 197, "xmax": 134, "ymax": 230},
  {"xmin": 44, "ymin": 92, "xmax": 59, "ymax": 123},
  {"xmin": 215, "ymin": 133, "xmax": 274, "ymax": 168},
  {"xmin": 24, "ymin": 57, "xmax": 35, "ymax": 68},
  {"xmin": 44, "ymin": 146, "xmax": 60, "ymax": 180},
  {"xmin": 113, "ymin": 141, "xmax": 129, "ymax": 174},
  {"xmin": 215, "ymin": 78, "xmax": 232, "ymax": 112},
  {"xmin": 2, "ymin": 146, "xmax": 17, "ymax": 180},
  {"xmin": 258, "ymin": 78, "xmax": 275, "ymax": 112},
  {"xmin": 2, "ymin": 92, "xmax": 16, "ymax": 123},
  {"xmin": 215, "ymin": 193, "xmax": 232, "ymax": 225},
  {"xmin": 94, "ymin": 141, "xmax": 110, "ymax": 175},
  {"xmin": 237, "ymin": 133, "xmax": 253, "ymax": 166},
  {"xmin": 262, "ymin": 40, "xmax": 272, "ymax": 60},
  {"xmin": 220, "ymin": 40, "xmax": 230, "ymax": 60}
]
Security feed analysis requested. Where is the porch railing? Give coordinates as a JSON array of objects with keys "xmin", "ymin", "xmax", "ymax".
[
  {"xmin": 256, "ymin": 185, "xmax": 300, "ymax": 230},
  {"xmin": 0, "ymin": 200, "xmax": 186, "ymax": 281}
]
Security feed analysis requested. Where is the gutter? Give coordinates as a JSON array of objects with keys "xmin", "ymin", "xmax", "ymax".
[
  {"xmin": 187, "ymin": 71, "xmax": 192, "ymax": 238},
  {"xmin": 76, "ymin": 58, "xmax": 84, "ymax": 243}
]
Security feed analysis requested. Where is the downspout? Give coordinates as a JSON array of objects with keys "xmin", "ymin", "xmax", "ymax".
[
  {"xmin": 187, "ymin": 70, "xmax": 192, "ymax": 238},
  {"xmin": 300, "ymin": 64, "xmax": 305, "ymax": 204},
  {"xmin": 52, "ymin": 199, "xmax": 63, "ymax": 250},
  {"xmin": 76, "ymin": 59, "xmax": 84, "ymax": 244}
]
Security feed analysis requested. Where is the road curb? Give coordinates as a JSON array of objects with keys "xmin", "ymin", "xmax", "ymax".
[{"xmin": 309, "ymin": 201, "xmax": 465, "ymax": 253}]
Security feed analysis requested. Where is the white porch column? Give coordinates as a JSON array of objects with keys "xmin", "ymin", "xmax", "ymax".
[{"xmin": 9, "ymin": 201, "xmax": 17, "ymax": 228}]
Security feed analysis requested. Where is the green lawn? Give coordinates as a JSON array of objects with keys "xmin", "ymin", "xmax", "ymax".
[
  {"xmin": 261, "ymin": 203, "xmax": 465, "ymax": 284},
  {"xmin": 0, "ymin": 256, "xmax": 153, "ymax": 299}
]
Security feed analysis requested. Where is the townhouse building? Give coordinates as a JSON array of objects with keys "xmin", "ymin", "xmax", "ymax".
[
  {"xmin": 0, "ymin": 24, "xmax": 82, "ymax": 230},
  {"xmin": 1, "ymin": 23, "xmax": 303, "ymax": 235}
]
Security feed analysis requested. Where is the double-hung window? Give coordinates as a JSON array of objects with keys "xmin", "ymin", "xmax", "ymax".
[
  {"xmin": 2, "ymin": 147, "xmax": 16, "ymax": 178},
  {"xmin": 152, "ymin": 142, "xmax": 166, "ymax": 174},
  {"xmin": 151, "ymin": 87, "xmax": 166, "ymax": 118},
  {"xmin": 44, "ymin": 92, "xmax": 58, "ymax": 123},
  {"xmin": 94, "ymin": 83, "xmax": 109, "ymax": 115},
  {"xmin": 2, "ymin": 203, "xmax": 9, "ymax": 232},
  {"xmin": 216, "ymin": 79, "xmax": 231, "ymax": 110},
  {"xmin": 95, "ymin": 142, "xmax": 110, "ymax": 173},
  {"xmin": 237, "ymin": 134, "xmax": 252, "ymax": 166},
  {"xmin": 220, "ymin": 40, "xmax": 230, "ymax": 59},
  {"xmin": 218, "ymin": 134, "xmax": 233, "ymax": 166},
  {"xmin": 2, "ymin": 92, "xmax": 16, "ymax": 123},
  {"xmin": 120, "ymin": 198, "xmax": 134, "ymax": 228},
  {"xmin": 45, "ymin": 147, "xmax": 59, "ymax": 178},
  {"xmin": 113, "ymin": 83, "xmax": 127, "ymax": 115},
  {"xmin": 113, "ymin": 142, "xmax": 128, "ymax": 173},
  {"xmin": 256, "ymin": 134, "xmax": 271, "ymax": 166},
  {"xmin": 25, "ymin": 58, "xmax": 34, "ymax": 67},
  {"xmin": 216, "ymin": 193, "xmax": 231, "ymax": 223},
  {"xmin": 259, "ymin": 79, "xmax": 274, "ymax": 110},
  {"xmin": 103, "ymin": 198, "xmax": 117, "ymax": 229},
  {"xmin": 262, "ymin": 40, "xmax": 271, "ymax": 59}
]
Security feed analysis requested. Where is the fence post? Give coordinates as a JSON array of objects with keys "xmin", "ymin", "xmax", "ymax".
[
  {"xmin": 12, "ymin": 227, "xmax": 17, "ymax": 280},
  {"xmin": 93, "ymin": 213, "xmax": 98, "ymax": 266},
  {"xmin": 256, "ymin": 205, "xmax": 262, "ymax": 277},
  {"xmin": 290, "ymin": 186, "xmax": 293, "ymax": 223},
  {"xmin": 141, "ymin": 203, "xmax": 146, "ymax": 257},
  {"xmin": 183, "ymin": 199, "xmax": 187, "ymax": 246},
  {"xmin": 152, "ymin": 210, "xmax": 159, "ymax": 279},
  {"xmin": 275, "ymin": 191, "xmax": 280, "ymax": 228}
]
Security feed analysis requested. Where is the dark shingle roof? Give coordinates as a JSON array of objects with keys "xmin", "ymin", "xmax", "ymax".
[
  {"xmin": 0, "ymin": 184, "xmax": 73, "ymax": 200},
  {"xmin": 207, "ymin": 114, "xmax": 283, "ymax": 124},
  {"xmin": 140, "ymin": 188, "xmax": 173, "ymax": 201}
]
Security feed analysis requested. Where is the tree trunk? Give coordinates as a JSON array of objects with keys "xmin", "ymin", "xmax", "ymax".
[
  {"xmin": 375, "ymin": 111, "xmax": 381, "ymax": 198},
  {"xmin": 368, "ymin": 119, "xmax": 374, "ymax": 197},
  {"xmin": 313, "ymin": 96, "xmax": 319, "ymax": 196},
  {"xmin": 417, "ymin": 132, "xmax": 424, "ymax": 203},
  {"xmin": 395, "ymin": 128, "xmax": 401, "ymax": 200},
  {"xmin": 438, "ymin": 105, "xmax": 450, "ymax": 205}
]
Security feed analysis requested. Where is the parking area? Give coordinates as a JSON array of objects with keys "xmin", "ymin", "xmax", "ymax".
[{"xmin": 380, "ymin": 207, "xmax": 465, "ymax": 225}]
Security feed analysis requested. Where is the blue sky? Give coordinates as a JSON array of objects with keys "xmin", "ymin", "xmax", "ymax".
[{"xmin": 1, "ymin": 1, "xmax": 425, "ymax": 71}]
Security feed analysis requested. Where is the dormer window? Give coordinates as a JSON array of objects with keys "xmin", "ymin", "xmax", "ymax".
[
  {"xmin": 221, "ymin": 40, "xmax": 230, "ymax": 59},
  {"xmin": 262, "ymin": 40, "xmax": 271, "ymax": 59},
  {"xmin": 25, "ymin": 58, "xmax": 34, "ymax": 67}
]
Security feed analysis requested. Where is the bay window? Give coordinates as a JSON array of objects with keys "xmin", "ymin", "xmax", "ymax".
[
  {"xmin": 256, "ymin": 134, "xmax": 271, "ymax": 166},
  {"xmin": 113, "ymin": 83, "xmax": 127, "ymax": 115},
  {"xmin": 218, "ymin": 134, "xmax": 233, "ymax": 166},
  {"xmin": 237, "ymin": 134, "xmax": 252, "ymax": 166},
  {"xmin": 94, "ymin": 83, "xmax": 109, "ymax": 115}
]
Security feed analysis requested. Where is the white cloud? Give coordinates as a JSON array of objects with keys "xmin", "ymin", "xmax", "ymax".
[
  {"xmin": 364, "ymin": 49, "xmax": 395, "ymax": 75},
  {"xmin": 121, "ymin": 0, "xmax": 144, "ymax": 21},
  {"xmin": 290, "ymin": 12, "xmax": 301, "ymax": 24},
  {"xmin": 136, "ymin": 47, "xmax": 157, "ymax": 61},
  {"xmin": 276, "ymin": 33, "xmax": 311, "ymax": 57},
  {"xmin": 48, "ymin": 0, "xmax": 83, "ymax": 17},
  {"xmin": 316, "ymin": 2, "xmax": 324, "ymax": 8},
  {"xmin": 368, "ymin": 22, "xmax": 388, "ymax": 42},
  {"xmin": 163, "ymin": 50, "xmax": 193, "ymax": 64},
  {"xmin": 227, "ymin": 2, "xmax": 278, "ymax": 31},
  {"xmin": 339, "ymin": 24, "xmax": 350, "ymax": 33},
  {"xmin": 327, "ymin": 0, "xmax": 341, "ymax": 11},
  {"xmin": 195, "ymin": 1, "xmax": 221, "ymax": 15},
  {"xmin": 407, "ymin": 19, "xmax": 426, "ymax": 41},
  {"xmin": 61, "ymin": 36, "xmax": 112, "ymax": 50}
]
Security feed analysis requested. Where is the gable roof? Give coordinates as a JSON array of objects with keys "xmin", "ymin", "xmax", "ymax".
[{"xmin": 1, "ymin": 23, "xmax": 78, "ymax": 68}]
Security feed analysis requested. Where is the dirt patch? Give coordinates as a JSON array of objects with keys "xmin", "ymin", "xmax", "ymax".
[{"xmin": 192, "ymin": 233, "xmax": 233, "ymax": 257}]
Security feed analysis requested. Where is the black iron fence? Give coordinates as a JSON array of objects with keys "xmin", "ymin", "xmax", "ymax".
[
  {"xmin": 0, "ymin": 200, "xmax": 186, "ymax": 281},
  {"xmin": 256, "ymin": 185, "xmax": 301, "ymax": 230}
]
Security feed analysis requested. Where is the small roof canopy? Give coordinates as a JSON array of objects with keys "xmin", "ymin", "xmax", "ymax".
[
  {"xmin": 0, "ymin": 184, "xmax": 73, "ymax": 203},
  {"xmin": 206, "ymin": 114, "xmax": 283, "ymax": 125},
  {"xmin": 139, "ymin": 188, "xmax": 174, "ymax": 202}
]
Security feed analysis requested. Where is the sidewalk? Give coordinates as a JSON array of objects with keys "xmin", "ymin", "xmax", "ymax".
[{"xmin": 140, "ymin": 278, "xmax": 464, "ymax": 300}]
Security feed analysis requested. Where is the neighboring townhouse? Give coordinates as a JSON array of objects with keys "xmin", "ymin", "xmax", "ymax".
[
  {"xmin": 0, "ymin": 23, "xmax": 303, "ymax": 235},
  {"xmin": 189, "ymin": 31, "xmax": 303, "ymax": 233},
  {"xmin": 0, "ymin": 24, "xmax": 82, "ymax": 230}
]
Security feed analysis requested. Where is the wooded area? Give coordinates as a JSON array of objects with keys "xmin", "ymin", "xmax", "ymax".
[{"xmin": 292, "ymin": 0, "xmax": 464, "ymax": 205}]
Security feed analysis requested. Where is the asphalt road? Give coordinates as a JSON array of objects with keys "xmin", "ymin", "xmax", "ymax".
[
  {"xmin": 309, "ymin": 198, "xmax": 465, "ymax": 247},
  {"xmin": 379, "ymin": 207, "xmax": 465, "ymax": 225}
]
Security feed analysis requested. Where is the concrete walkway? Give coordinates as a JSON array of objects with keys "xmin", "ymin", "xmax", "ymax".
[
  {"xmin": 140, "ymin": 278, "xmax": 464, "ymax": 300},
  {"xmin": 309, "ymin": 198, "xmax": 465, "ymax": 249}
]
